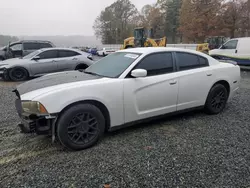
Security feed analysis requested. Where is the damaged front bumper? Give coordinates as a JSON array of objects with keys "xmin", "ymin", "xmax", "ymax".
[
  {"xmin": 0, "ymin": 67, "xmax": 10, "ymax": 80},
  {"xmin": 17, "ymin": 112, "xmax": 56, "ymax": 135},
  {"xmin": 14, "ymin": 90, "xmax": 57, "ymax": 141}
]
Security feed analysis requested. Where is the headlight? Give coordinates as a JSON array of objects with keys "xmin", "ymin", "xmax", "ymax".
[{"xmin": 21, "ymin": 101, "xmax": 48, "ymax": 114}]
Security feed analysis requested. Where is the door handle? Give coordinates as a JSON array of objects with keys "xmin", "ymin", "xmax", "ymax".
[
  {"xmin": 169, "ymin": 80, "xmax": 177, "ymax": 85},
  {"xmin": 207, "ymin": 73, "xmax": 212, "ymax": 76},
  {"xmin": 52, "ymin": 60, "xmax": 57, "ymax": 62},
  {"xmin": 72, "ymin": 58, "xmax": 78, "ymax": 60},
  {"xmin": 235, "ymin": 49, "xmax": 238, "ymax": 53}
]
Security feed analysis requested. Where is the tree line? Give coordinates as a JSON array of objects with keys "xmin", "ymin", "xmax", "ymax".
[
  {"xmin": 0, "ymin": 35, "xmax": 18, "ymax": 47},
  {"xmin": 93, "ymin": 0, "xmax": 250, "ymax": 44}
]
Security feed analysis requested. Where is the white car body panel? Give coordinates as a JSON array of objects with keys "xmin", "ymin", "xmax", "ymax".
[
  {"xmin": 123, "ymin": 72, "xmax": 178, "ymax": 123},
  {"xmin": 22, "ymin": 77, "xmax": 125, "ymax": 127},
  {"xmin": 97, "ymin": 48, "xmax": 116, "ymax": 56},
  {"xmin": 17, "ymin": 47, "xmax": 240, "ymax": 128}
]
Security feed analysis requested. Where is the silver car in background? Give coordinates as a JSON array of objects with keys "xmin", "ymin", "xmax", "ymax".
[{"xmin": 0, "ymin": 47, "xmax": 94, "ymax": 81}]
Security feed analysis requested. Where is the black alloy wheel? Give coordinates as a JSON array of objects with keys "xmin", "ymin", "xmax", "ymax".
[
  {"xmin": 205, "ymin": 84, "xmax": 228, "ymax": 114},
  {"xmin": 57, "ymin": 104, "xmax": 105, "ymax": 151},
  {"xmin": 68, "ymin": 112, "xmax": 99, "ymax": 145}
]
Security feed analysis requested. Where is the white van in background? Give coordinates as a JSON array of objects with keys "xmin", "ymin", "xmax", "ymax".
[{"xmin": 209, "ymin": 37, "xmax": 250, "ymax": 66}]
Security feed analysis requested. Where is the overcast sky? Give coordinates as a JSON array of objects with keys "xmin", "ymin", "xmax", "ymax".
[{"xmin": 0, "ymin": 0, "xmax": 156, "ymax": 36}]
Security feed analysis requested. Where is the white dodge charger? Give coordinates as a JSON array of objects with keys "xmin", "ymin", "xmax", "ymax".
[{"xmin": 13, "ymin": 47, "xmax": 240, "ymax": 150}]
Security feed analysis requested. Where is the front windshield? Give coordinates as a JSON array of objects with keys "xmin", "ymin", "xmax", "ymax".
[
  {"xmin": 23, "ymin": 50, "xmax": 42, "ymax": 59},
  {"xmin": 85, "ymin": 52, "xmax": 141, "ymax": 78}
]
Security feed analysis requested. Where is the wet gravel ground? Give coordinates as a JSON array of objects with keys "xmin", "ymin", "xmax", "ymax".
[{"xmin": 0, "ymin": 70, "xmax": 250, "ymax": 188}]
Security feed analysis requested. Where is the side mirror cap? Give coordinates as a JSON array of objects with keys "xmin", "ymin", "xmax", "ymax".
[
  {"xmin": 131, "ymin": 69, "xmax": 147, "ymax": 78},
  {"xmin": 32, "ymin": 56, "xmax": 40, "ymax": 60},
  {"xmin": 220, "ymin": 45, "xmax": 225, "ymax": 49}
]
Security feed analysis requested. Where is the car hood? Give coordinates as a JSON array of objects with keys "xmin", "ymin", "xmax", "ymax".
[
  {"xmin": 15, "ymin": 71, "xmax": 104, "ymax": 96},
  {"xmin": 209, "ymin": 49, "xmax": 220, "ymax": 55},
  {"xmin": 0, "ymin": 58, "xmax": 29, "ymax": 66}
]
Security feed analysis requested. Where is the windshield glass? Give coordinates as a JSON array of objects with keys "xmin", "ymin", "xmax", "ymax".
[
  {"xmin": 23, "ymin": 49, "xmax": 42, "ymax": 59},
  {"xmin": 85, "ymin": 52, "xmax": 141, "ymax": 78}
]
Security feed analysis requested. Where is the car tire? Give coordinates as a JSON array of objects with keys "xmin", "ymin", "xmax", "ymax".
[
  {"xmin": 0, "ymin": 56, "xmax": 4, "ymax": 61},
  {"xmin": 204, "ymin": 84, "xmax": 228, "ymax": 115},
  {"xmin": 75, "ymin": 64, "xmax": 88, "ymax": 72},
  {"xmin": 103, "ymin": 52, "xmax": 106, "ymax": 56},
  {"xmin": 9, "ymin": 67, "xmax": 29, "ymax": 81},
  {"xmin": 57, "ymin": 103, "xmax": 105, "ymax": 151}
]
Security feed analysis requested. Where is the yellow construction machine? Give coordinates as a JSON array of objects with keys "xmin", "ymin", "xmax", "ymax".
[
  {"xmin": 121, "ymin": 27, "xmax": 167, "ymax": 49},
  {"xmin": 121, "ymin": 27, "xmax": 223, "ymax": 55}
]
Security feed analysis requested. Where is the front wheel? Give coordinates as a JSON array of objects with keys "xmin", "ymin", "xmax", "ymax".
[
  {"xmin": 57, "ymin": 104, "xmax": 105, "ymax": 151},
  {"xmin": 204, "ymin": 84, "xmax": 228, "ymax": 114},
  {"xmin": 9, "ymin": 67, "xmax": 29, "ymax": 81}
]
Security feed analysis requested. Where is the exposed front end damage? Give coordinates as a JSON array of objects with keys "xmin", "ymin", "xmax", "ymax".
[
  {"xmin": 0, "ymin": 67, "xmax": 10, "ymax": 80},
  {"xmin": 13, "ymin": 89, "xmax": 58, "ymax": 142}
]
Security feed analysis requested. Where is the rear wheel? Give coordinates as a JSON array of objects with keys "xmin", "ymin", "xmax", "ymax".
[
  {"xmin": 57, "ymin": 104, "xmax": 105, "ymax": 151},
  {"xmin": 75, "ymin": 64, "xmax": 88, "ymax": 72},
  {"xmin": 9, "ymin": 67, "xmax": 29, "ymax": 81},
  {"xmin": 204, "ymin": 84, "xmax": 228, "ymax": 114}
]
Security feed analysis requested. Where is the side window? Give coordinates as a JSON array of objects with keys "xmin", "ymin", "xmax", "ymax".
[
  {"xmin": 222, "ymin": 40, "xmax": 238, "ymax": 49},
  {"xmin": 134, "ymin": 52, "xmax": 174, "ymax": 76},
  {"xmin": 176, "ymin": 52, "xmax": 209, "ymax": 71},
  {"xmin": 23, "ymin": 43, "xmax": 41, "ymax": 50},
  {"xmin": 58, "ymin": 50, "xmax": 80, "ymax": 58},
  {"xmin": 40, "ymin": 43, "xmax": 53, "ymax": 48},
  {"xmin": 39, "ymin": 50, "xmax": 58, "ymax": 59},
  {"xmin": 10, "ymin": 43, "xmax": 22, "ymax": 51},
  {"xmin": 199, "ymin": 56, "xmax": 209, "ymax": 67},
  {"xmin": 176, "ymin": 52, "xmax": 201, "ymax": 71}
]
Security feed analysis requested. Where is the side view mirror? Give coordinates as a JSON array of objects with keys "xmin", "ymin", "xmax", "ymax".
[
  {"xmin": 131, "ymin": 69, "xmax": 147, "ymax": 78},
  {"xmin": 32, "ymin": 56, "xmax": 40, "ymax": 61},
  {"xmin": 220, "ymin": 45, "xmax": 225, "ymax": 49}
]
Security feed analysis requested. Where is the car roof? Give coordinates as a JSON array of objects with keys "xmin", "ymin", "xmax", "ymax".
[
  {"xmin": 12, "ymin": 40, "xmax": 53, "ymax": 44},
  {"xmin": 39, "ymin": 47, "xmax": 88, "ymax": 54},
  {"xmin": 117, "ymin": 47, "xmax": 201, "ymax": 54},
  {"xmin": 226, "ymin": 37, "xmax": 250, "ymax": 41}
]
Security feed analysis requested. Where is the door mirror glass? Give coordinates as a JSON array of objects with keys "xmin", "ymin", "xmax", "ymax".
[
  {"xmin": 32, "ymin": 56, "xmax": 40, "ymax": 60},
  {"xmin": 220, "ymin": 45, "xmax": 225, "ymax": 49},
  {"xmin": 131, "ymin": 69, "xmax": 147, "ymax": 78}
]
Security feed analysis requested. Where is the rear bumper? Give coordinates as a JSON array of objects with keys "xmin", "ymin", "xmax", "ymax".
[{"xmin": 228, "ymin": 86, "xmax": 239, "ymax": 101}]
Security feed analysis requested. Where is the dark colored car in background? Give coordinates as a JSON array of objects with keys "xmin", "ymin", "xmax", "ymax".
[
  {"xmin": 88, "ymin": 47, "xmax": 98, "ymax": 55},
  {"xmin": 0, "ymin": 40, "xmax": 55, "ymax": 61}
]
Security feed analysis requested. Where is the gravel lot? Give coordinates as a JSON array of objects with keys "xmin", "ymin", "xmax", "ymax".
[{"xmin": 0, "ymin": 70, "xmax": 250, "ymax": 188}]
